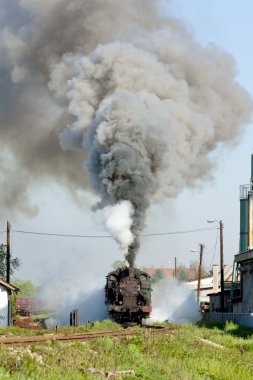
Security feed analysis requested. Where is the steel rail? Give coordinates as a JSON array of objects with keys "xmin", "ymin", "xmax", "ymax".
[{"xmin": 0, "ymin": 327, "xmax": 173, "ymax": 345}]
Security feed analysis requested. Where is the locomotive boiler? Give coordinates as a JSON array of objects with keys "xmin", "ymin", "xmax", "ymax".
[{"xmin": 105, "ymin": 266, "xmax": 152, "ymax": 324}]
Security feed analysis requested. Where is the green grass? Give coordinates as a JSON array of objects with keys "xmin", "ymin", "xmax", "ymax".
[
  {"xmin": 0, "ymin": 319, "xmax": 121, "ymax": 337},
  {"xmin": 30, "ymin": 314, "xmax": 49, "ymax": 320},
  {"xmin": 0, "ymin": 320, "xmax": 253, "ymax": 379}
]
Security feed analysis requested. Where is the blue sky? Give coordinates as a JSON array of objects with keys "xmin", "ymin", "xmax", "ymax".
[
  {"xmin": 170, "ymin": 0, "xmax": 253, "ymax": 90},
  {"xmin": 3, "ymin": 0, "xmax": 253, "ymax": 282}
]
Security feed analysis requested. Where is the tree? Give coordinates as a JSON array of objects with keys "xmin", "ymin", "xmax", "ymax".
[
  {"xmin": 190, "ymin": 260, "xmax": 199, "ymax": 269},
  {"xmin": 151, "ymin": 269, "xmax": 165, "ymax": 284},
  {"xmin": 112, "ymin": 260, "xmax": 126, "ymax": 270},
  {"xmin": 0, "ymin": 244, "xmax": 21, "ymax": 279},
  {"xmin": 176, "ymin": 264, "xmax": 188, "ymax": 282},
  {"xmin": 190, "ymin": 260, "xmax": 199, "ymax": 280},
  {"xmin": 13, "ymin": 279, "xmax": 37, "ymax": 296},
  {"xmin": 190, "ymin": 259, "xmax": 208, "ymax": 279}
]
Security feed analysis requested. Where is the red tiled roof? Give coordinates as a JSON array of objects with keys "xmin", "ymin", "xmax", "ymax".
[
  {"xmin": 144, "ymin": 267, "xmax": 206, "ymax": 281},
  {"xmin": 144, "ymin": 268, "xmax": 175, "ymax": 277}
]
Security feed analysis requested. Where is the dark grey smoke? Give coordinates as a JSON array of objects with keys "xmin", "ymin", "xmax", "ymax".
[{"xmin": 0, "ymin": 1, "xmax": 252, "ymax": 264}]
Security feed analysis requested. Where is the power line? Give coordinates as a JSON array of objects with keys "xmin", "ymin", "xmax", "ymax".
[
  {"xmin": 141, "ymin": 227, "xmax": 218, "ymax": 237},
  {"xmin": 12, "ymin": 230, "xmax": 111, "ymax": 238},
  {"xmin": 208, "ymin": 227, "xmax": 219, "ymax": 270},
  {"xmin": 10, "ymin": 226, "xmax": 218, "ymax": 239}
]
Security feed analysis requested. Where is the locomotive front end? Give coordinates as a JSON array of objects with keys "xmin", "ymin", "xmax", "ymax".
[{"xmin": 105, "ymin": 266, "xmax": 152, "ymax": 324}]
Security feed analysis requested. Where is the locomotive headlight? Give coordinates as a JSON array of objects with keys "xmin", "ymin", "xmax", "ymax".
[
  {"xmin": 140, "ymin": 275, "xmax": 147, "ymax": 281},
  {"xmin": 110, "ymin": 275, "xmax": 116, "ymax": 281}
]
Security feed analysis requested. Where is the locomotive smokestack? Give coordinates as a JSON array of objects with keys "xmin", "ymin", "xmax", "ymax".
[{"xmin": 126, "ymin": 243, "xmax": 138, "ymax": 268}]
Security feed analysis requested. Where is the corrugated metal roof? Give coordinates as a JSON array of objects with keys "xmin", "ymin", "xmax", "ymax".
[{"xmin": 235, "ymin": 249, "xmax": 253, "ymax": 263}]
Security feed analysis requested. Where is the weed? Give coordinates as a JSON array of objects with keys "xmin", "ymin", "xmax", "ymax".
[{"xmin": 224, "ymin": 320, "xmax": 239, "ymax": 333}]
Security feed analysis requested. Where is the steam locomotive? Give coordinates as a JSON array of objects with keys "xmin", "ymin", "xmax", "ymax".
[{"xmin": 105, "ymin": 266, "xmax": 152, "ymax": 324}]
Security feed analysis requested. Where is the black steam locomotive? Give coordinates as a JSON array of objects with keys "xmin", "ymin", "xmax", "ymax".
[{"xmin": 105, "ymin": 266, "xmax": 152, "ymax": 324}]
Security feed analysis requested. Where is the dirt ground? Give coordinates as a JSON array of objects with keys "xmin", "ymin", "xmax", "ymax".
[{"xmin": 13, "ymin": 317, "xmax": 44, "ymax": 330}]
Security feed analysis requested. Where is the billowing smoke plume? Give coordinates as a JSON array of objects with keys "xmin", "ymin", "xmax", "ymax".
[{"xmin": 1, "ymin": 1, "xmax": 252, "ymax": 263}]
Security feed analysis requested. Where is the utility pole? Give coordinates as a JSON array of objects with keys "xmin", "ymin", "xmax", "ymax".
[
  {"xmin": 197, "ymin": 244, "xmax": 204, "ymax": 304},
  {"xmin": 174, "ymin": 257, "xmax": 177, "ymax": 278},
  {"xmin": 6, "ymin": 221, "xmax": 10, "ymax": 283},
  {"xmin": 207, "ymin": 218, "xmax": 225, "ymax": 312},
  {"xmin": 219, "ymin": 220, "xmax": 225, "ymax": 312}
]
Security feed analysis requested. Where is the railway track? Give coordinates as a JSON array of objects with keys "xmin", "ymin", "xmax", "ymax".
[{"xmin": 0, "ymin": 326, "xmax": 173, "ymax": 346}]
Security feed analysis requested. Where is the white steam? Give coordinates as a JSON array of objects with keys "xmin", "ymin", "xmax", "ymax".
[
  {"xmin": 150, "ymin": 278, "xmax": 201, "ymax": 323},
  {"xmin": 105, "ymin": 201, "xmax": 134, "ymax": 254},
  {"xmin": 36, "ymin": 252, "xmax": 111, "ymax": 326},
  {"xmin": 46, "ymin": 288, "xmax": 108, "ymax": 327}
]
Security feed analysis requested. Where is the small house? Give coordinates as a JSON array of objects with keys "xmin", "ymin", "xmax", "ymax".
[{"xmin": 0, "ymin": 279, "xmax": 19, "ymax": 327}]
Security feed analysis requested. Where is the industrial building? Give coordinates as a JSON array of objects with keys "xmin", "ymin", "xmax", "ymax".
[
  {"xmin": 206, "ymin": 155, "xmax": 253, "ymax": 327},
  {"xmin": 186, "ymin": 264, "xmax": 232, "ymax": 306}
]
